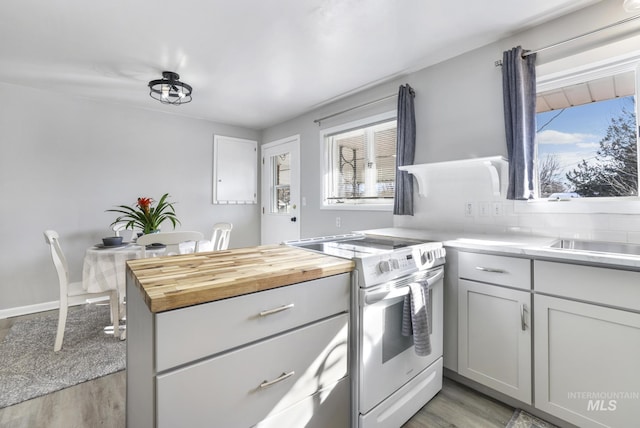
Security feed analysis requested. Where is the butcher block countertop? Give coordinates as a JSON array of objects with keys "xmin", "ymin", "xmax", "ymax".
[{"xmin": 126, "ymin": 244, "xmax": 355, "ymax": 313}]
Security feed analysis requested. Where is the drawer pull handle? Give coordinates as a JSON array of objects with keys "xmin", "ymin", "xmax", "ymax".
[
  {"xmin": 520, "ymin": 304, "xmax": 528, "ymax": 331},
  {"xmin": 475, "ymin": 266, "xmax": 507, "ymax": 274},
  {"xmin": 259, "ymin": 371, "xmax": 295, "ymax": 389},
  {"xmin": 259, "ymin": 303, "xmax": 295, "ymax": 317}
]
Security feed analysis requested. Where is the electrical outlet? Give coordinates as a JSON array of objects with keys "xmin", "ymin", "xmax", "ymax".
[
  {"xmin": 336, "ymin": 217, "xmax": 341, "ymax": 228},
  {"xmin": 464, "ymin": 202, "xmax": 474, "ymax": 217},
  {"xmin": 479, "ymin": 202, "xmax": 490, "ymax": 217},
  {"xmin": 492, "ymin": 202, "xmax": 503, "ymax": 216}
]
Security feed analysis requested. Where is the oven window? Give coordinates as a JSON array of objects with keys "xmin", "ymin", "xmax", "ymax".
[
  {"xmin": 382, "ymin": 291, "xmax": 433, "ymax": 364},
  {"xmin": 383, "ymin": 300, "xmax": 414, "ymax": 363}
]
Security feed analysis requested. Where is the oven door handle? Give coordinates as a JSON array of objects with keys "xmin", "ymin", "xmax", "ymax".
[{"xmin": 363, "ymin": 268, "xmax": 444, "ymax": 305}]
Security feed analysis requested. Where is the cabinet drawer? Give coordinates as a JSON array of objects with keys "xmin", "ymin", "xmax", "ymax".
[
  {"xmin": 255, "ymin": 377, "xmax": 349, "ymax": 428},
  {"xmin": 155, "ymin": 273, "xmax": 350, "ymax": 371},
  {"xmin": 459, "ymin": 252, "xmax": 531, "ymax": 289},
  {"xmin": 535, "ymin": 261, "xmax": 640, "ymax": 311},
  {"xmin": 156, "ymin": 313, "xmax": 349, "ymax": 428}
]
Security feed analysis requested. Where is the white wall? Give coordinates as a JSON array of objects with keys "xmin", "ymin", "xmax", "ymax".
[
  {"xmin": 0, "ymin": 82, "xmax": 260, "ymax": 312},
  {"xmin": 396, "ymin": 0, "xmax": 640, "ymax": 241},
  {"xmin": 261, "ymin": 85, "xmax": 399, "ymax": 238},
  {"xmin": 264, "ymin": 0, "xmax": 640, "ymax": 243}
]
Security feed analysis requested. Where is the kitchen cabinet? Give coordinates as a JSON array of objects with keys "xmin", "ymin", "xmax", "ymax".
[
  {"xmin": 127, "ymin": 270, "xmax": 351, "ymax": 428},
  {"xmin": 457, "ymin": 252, "xmax": 532, "ymax": 404},
  {"xmin": 534, "ymin": 261, "xmax": 640, "ymax": 428}
]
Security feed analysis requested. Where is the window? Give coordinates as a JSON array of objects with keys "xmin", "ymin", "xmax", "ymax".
[
  {"xmin": 321, "ymin": 112, "xmax": 397, "ymax": 209},
  {"xmin": 535, "ymin": 62, "xmax": 639, "ymax": 199},
  {"xmin": 271, "ymin": 152, "xmax": 290, "ymax": 214}
]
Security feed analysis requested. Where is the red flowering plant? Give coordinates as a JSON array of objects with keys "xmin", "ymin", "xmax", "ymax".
[{"xmin": 107, "ymin": 193, "xmax": 180, "ymax": 234}]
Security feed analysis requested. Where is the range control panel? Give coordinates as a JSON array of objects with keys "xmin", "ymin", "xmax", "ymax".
[{"xmin": 356, "ymin": 244, "xmax": 446, "ymax": 288}]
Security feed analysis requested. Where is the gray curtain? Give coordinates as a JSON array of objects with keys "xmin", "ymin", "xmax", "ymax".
[
  {"xmin": 394, "ymin": 84, "xmax": 416, "ymax": 215},
  {"xmin": 502, "ymin": 46, "xmax": 537, "ymax": 200}
]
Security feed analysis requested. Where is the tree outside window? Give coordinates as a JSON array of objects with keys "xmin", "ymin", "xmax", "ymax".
[{"xmin": 536, "ymin": 67, "xmax": 638, "ymax": 199}]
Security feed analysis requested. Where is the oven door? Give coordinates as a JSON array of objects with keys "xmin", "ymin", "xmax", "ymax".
[{"xmin": 358, "ymin": 267, "xmax": 444, "ymax": 415}]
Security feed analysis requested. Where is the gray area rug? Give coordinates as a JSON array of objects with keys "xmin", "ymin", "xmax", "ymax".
[
  {"xmin": 0, "ymin": 304, "xmax": 125, "ymax": 408},
  {"xmin": 506, "ymin": 409, "xmax": 559, "ymax": 428}
]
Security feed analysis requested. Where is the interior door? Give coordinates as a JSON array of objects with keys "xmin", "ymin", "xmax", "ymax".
[{"xmin": 261, "ymin": 135, "xmax": 300, "ymax": 244}]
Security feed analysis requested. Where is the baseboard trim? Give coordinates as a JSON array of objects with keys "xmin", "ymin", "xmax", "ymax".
[{"xmin": 0, "ymin": 295, "xmax": 103, "ymax": 319}]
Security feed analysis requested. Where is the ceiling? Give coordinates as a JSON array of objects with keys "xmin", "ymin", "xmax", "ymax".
[{"xmin": 0, "ymin": 0, "xmax": 599, "ymax": 130}]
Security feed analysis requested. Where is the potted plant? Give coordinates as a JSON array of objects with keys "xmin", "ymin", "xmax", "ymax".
[{"xmin": 107, "ymin": 193, "xmax": 180, "ymax": 234}]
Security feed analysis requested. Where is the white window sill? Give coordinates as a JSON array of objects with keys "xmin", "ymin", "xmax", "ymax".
[
  {"xmin": 321, "ymin": 203, "xmax": 393, "ymax": 212},
  {"xmin": 514, "ymin": 196, "xmax": 640, "ymax": 214}
]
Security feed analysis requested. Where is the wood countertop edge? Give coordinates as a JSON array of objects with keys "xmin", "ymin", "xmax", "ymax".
[
  {"xmin": 126, "ymin": 245, "xmax": 355, "ymax": 313},
  {"xmin": 149, "ymin": 265, "xmax": 353, "ymax": 312}
]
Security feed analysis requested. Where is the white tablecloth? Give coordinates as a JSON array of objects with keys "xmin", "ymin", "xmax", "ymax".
[
  {"xmin": 82, "ymin": 244, "xmax": 146, "ymax": 299},
  {"xmin": 82, "ymin": 241, "xmax": 203, "ymax": 297}
]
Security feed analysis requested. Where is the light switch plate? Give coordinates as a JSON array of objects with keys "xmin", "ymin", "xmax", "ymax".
[
  {"xmin": 479, "ymin": 202, "xmax": 490, "ymax": 217},
  {"xmin": 464, "ymin": 202, "xmax": 475, "ymax": 217}
]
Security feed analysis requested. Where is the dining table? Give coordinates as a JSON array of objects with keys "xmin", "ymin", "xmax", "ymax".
[
  {"xmin": 81, "ymin": 240, "xmax": 196, "ymax": 334},
  {"xmin": 83, "ymin": 242, "xmax": 147, "ymax": 302},
  {"xmin": 82, "ymin": 237, "xmax": 207, "ymax": 340},
  {"xmin": 82, "ymin": 242, "xmax": 202, "ymax": 292},
  {"xmin": 82, "ymin": 240, "xmax": 202, "ymax": 297}
]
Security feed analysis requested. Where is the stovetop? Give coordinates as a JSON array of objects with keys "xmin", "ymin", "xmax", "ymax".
[
  {"xmin": 286, "ymin": 233, "xmax": 446, "ymax": 287},
  {"xmin": 296, "ymin": 235, "xmax": 426, "ymax": 258}
]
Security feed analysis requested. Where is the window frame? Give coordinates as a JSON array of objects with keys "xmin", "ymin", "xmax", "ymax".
[
  {"xmin": 320, "ymin": 110, "xmax": 397, "ymax": 211},
  {"xmin": 524, "ymin": 54, "xmax": 640, "ymax": 212}
]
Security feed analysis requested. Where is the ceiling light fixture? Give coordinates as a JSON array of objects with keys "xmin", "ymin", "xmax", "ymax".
[
  {"xmin": 623, "ymin": 0, "xmax": 640, "ymax": 12},
  {"xmin": 148, "ymin": 71, "xmax": 192, "ymax": 105}
]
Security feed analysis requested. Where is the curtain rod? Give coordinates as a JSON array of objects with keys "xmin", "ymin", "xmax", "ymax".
[
  {"xmin": 495, "ymin": 13, "xmax": 640, "ymax": 66},
  {"xmin": 313, "ymin": 93, "xmax": 396, "ymax": 125}
]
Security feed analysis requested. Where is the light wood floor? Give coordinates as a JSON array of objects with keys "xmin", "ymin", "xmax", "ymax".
[
  {"xmin": 403, "ymin": 377, "xmax": 514, "ymax": 428},
  {"xmin": 0, "ymin": 312, "xmax": 513, "ymax": 427}
]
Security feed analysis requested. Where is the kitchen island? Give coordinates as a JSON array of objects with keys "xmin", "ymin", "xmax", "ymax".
[{"xmin": 125, "ymin": 244, "xmax": 355, "ymax": 428}]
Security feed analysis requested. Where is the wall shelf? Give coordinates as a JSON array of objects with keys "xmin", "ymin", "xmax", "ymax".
[{"xmin": 399, "ymin": 156, "xmax": 508, "ymax": 197}]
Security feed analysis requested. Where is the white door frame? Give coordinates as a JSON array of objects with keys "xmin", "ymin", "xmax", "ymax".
[{"xmin": 261, "ymin": 135, "xmax": 300, "ymax": 244}]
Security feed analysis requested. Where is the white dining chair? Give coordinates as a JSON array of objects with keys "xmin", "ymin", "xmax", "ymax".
[
  {"xmin": 111, "ymin": 221, "xmax": 139, "ymax": 242},
  {"xmin": 210, "ymin": 222, "xmax": 233, "ymax": 251},
  {"xmin": 136, "ymin": 231, "xmax": 204, "ymax": 257},
  {"xmin": 44, "ymin": 230, "xmax": 120, "ymax": 351}
]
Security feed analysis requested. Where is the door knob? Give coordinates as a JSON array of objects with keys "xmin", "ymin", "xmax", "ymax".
[{"xmin": 290, "ymin": 216, "xmax": 297, "ymax": 222}]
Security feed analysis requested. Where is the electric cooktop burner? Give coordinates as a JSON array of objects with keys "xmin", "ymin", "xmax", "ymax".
[{"xmin": 287, "ymin": 233, "xmax": 442, "ymax": 260}]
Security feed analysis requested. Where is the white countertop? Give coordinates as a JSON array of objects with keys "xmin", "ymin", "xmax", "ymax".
[{"xmin": 360, "ymin": 227, "xmax": 640, "ymax": 270}]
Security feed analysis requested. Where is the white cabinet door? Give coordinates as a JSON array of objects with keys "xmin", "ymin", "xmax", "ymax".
[
  {"xmin": 458, "ymin": 279, "xmax": 531, "ymax": 404},
  {"xmin": 535, "ymin": 295, "xmax": 640, "ymax": 428}
]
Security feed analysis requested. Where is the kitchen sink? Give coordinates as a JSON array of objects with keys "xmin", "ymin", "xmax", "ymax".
[{"xmin": 548, "ymin": 239, "xmax": 640, "ymax": 256}]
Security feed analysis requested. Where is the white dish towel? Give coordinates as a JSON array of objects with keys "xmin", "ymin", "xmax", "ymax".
[{"xmin": 401, "ymin": 280, "xmax": 432, "ymax": 356}]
